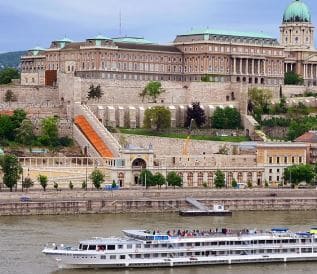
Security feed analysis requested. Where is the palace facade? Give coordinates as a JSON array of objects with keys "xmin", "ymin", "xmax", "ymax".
[{"xmin": 21, "ymin": 0, "xmax": 317, "ymax": 87}]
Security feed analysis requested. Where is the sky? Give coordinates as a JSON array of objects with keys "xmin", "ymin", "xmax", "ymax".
[{"xmin": 0, "ymin": 0, "xmax": 316, "ymax": 52}]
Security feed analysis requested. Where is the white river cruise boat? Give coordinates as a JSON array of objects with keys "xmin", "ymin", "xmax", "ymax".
[{"xmin": 43, "ymin": 227, "xmax": 317, "ymax": 269}]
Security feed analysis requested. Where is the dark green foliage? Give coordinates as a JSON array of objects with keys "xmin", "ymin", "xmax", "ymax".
[
  {"xmin": 15, "ymin": 119, "xmax": 34, "ymax": 145},
  {"xmin": 89, "ymin": 169, "xmax": 105, "ymax": 189},
  {"xmin": 185, "ymin": 102, "xmax": 206, "ymax": 128},
  {"xmin": 38, "ymin": 174, "xmax": 48, "ymax": 191},
  {"xmin": 152, "ymin": 172, "xmax": 166, "ymax": 188},
  {"xmin": 22, "ymin": 177, "xmax": 34, "ymax": 191},
  {"xmin": 0, "ymin": 68, "xmax": 20, "ymax": 84},
  {"xmin": 248, "ymin": 88, "xmax": 273, "ymax": 121},
  {"xmin": 211, "ymin": 107, "xmax": 241, "ymax": 129},
  {"xmin": 140, "ymin": 169, "xmax": 154, "ymax": 188},
  {"xmin": 0, "ymin": 154, "xmax": 22, "ymax": 191},
  {"xmin": 0, "ymin": 115, "xmax": 15, "ymax": 141},
  {"xmin": 269, "ymin": 97, "xmax": 288, "ymax": 114},
  {"xmin": 4, "ymin": 90, "xmax": 17, "ymax": 102},
  {"xmin": 140, "ymin": 81, "xmax": 165, "ymax": 102},
  {"xmin": 284, "ymin": 71, "xmax": 304, "ymax": 85},
  {"xmin": 231, "ymin": 178, "xmax": 238, "ymax": 188},
  {"xmin": 214, "ymin": 170, "xmax": 225, "ymax": 189},
  {"xmin": 82, "ymin": 180, "xmax": 87, "ymax": 190},
  {"xmin": 143, "ymin": 106, "xmax": 171, "ymax": 131},
  {"xmin": 58, "ymin": 136, "xmax": 73, "ymax": 147},
  {"xmin": 284, "ymin": 165, "xmax": 315, "ymax": 185},
  {"xmin": 166, "ymin": 172, "xmax": 182, "ymax": 188},
  {"xmin": 87, "ymin": 84, "xmax": 104, "ymax": 100},
  {"xmin": 53, "ymin": 182, "xmax": 59, "ymax": 190},
  {"xmin": 261, "ymin": 117, "xmax": 291, "ymax": 127},
  {"xmin": 287, "ymin": 119, "xmax": 314, "ymax": 141},
  {"xmin": 201, "ymin": 74, "xmax": 211, "ymax": 82},
  {"xmin": 69, "ymin": 181, "xmax": 74, "ymax": 190}
]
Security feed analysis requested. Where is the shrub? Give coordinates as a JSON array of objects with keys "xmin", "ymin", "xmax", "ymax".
[{"xmin": 69, "ymin": 181, "xmax": 74, "ymax": 190}]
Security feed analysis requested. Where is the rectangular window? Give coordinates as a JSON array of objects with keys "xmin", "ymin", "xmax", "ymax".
[
  {"xmin": 110, "ymin": 255, "xmax": 116, "ymax": 260},
  {"xmin": 269, "ymin": 169, "xmax": 272, "ymax": 173},
  {"xmin": 107, "ymin": 245, "xmax": 115, "ymax": 250},
  {"xmin": 277, "ymin": 157, "xmax": 280, "ymax": 164},
  {"xmin": 269, "ymin": 157, "xmax": 273, "ymax": 164},
  {"xmin": 284, "ymin": 157, "xmax": 288, "ymax": 164},
  {"xmin": 292, "ymin": 156, "xmax": 295, "ymax": 163},
  {"xmin": 127, "ymin": 244, "xmax": 132, "ymax": 249},
  {"xmin": 299, "ymin": 157, "xmax": 303, "ymax": 163},
  {"xmin": 120, "ymin": 255, "xmax": 125, "ymax": 260}
]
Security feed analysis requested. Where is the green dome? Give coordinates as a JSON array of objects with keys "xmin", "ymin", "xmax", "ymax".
[{"xmin": 283, "ymin": 0, "xmax": 311, "ymax": 23}]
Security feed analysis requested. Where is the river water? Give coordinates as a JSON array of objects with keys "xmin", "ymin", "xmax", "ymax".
[{"xmin": 1, "ymin": 211, "xmax": 317, "ymax": 274}]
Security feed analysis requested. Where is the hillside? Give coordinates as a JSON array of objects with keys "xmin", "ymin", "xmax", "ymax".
[{"xmin": 0, "ymin": 51, "xmax": 26, "ymax": 69}]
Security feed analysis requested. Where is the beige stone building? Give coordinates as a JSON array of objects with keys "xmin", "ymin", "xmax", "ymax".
[
  {"xmin": 256, "ymin": 143, "xmax": 309, "ymax": 184},
  {"xmin": 20, "ymin": 0, "xmax": 317, "ymax": 87}
]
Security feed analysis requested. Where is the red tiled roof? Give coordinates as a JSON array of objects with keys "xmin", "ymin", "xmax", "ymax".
[{"xmin": 294, "ymin": 131, "xmax": 317, "ymax": 143}]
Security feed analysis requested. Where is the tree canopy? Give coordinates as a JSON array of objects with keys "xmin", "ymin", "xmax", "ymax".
[
  {"xmin": 87, "ymin": 84, "xmax": 104, "ymax": 100},
  {"xmin": 38, "ymin": 174, "xmax": 48, "ymax": 191},
  {"xmin": 15, "ymin": 119, "xmax": 34, "ymax": 145},
  {"xmin": 143, "ymin": 106, "xmax": 171, "ymax": 131},
  {"xmin": 185, "ymin": 102, "xmax": 206, "ymax": 128},
  {"xmin": 283, "ymin": 165, "xmax": 315, "ymax": 185},
  {"xmin": 140, "ymin": 169, "xmax": 154, "ymax": 188},
  {"xmin": 89, "ymin": 169, "xmax": 105, "ymax": 189},
  {"xmin": 284, "ymin": 71, "xmax": 304, "ymax": 85},
  {"xmin": 0, "ymin": 68, "xmax": 20, "ymax": 84},
  {"xmin": 40, "ymin": 116, "xmax": 59, "ymax": 146},
  {"xmin": 0, "ymin": 154, "xmax": 22, "ymax": 191},
  {"xmin": 214, "ymin": 170, "xmax": 226, "ymax": 189},
  {"xmin": 248, "ymin": 88, "xmax": 272, "ymax": 121},
  {"xmin": 166, "ymin": 172, "xmax": 182, "ymax": 188},
  {"xmin": 152, "ymin": 172, "xmax": 166, "ymax": 188},
  {"xmin": 212, "ymin": 107, "xmax": 241, "ymax": 129},
  {"xmin": 139, "ymin": 81, "xmax": 164, "ymax": 102}
]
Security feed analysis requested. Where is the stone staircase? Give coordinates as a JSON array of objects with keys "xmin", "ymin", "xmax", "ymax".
[{"xmin": 73, "ymin": 103, "xmax": 121, "ymax": 158}]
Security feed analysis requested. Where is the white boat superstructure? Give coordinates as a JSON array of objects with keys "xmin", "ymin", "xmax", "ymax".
[{"xmin": 43, "ymin": 227, "xmax": 317, "ymax": 269}]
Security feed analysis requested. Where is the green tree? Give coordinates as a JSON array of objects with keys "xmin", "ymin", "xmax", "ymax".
[
  {"xmin": 185, "ymin": 102, "xmax": 206, "ymax": 128},
  {"xmin": 231, "ymin": 178, "xmax": 238, "ymax": 188},
  {"xmin": 0, "ymin": 68, "xmax": 20, "ymax": 84},
  {"xmin": 87, "ymin": 84, "xmax": 104, "ymax": 100},
  {"xmin": 4, "ymin": 89, "xmax": 17, "ymax": 102},
  {"xmin": 38, "ymin": 174, "xmax": 48, "ymax": 191},
  {"xmin": 15, "ymin": 119, "xmax": 34, "ymax": 145},
  {"xmin": 212, "ymin": 107, "xmax": 241, "ymax": 129},
  {"xmin": 166, "ymin": 171, "xmax": 182, "ymax": 189},
  {"xmin": 69, "ymin": 181, "xmax": 74, "ymax": 190},
  {"xmin": 140, "ymin": 81, "xmax": 165, "ymax": 102},
  {"xmin": 89, "ymin": 169, "xmax": 105, "ymax": 190},
  {"xmin": 284, "ymin": 71, "xmax": 304, "ymax": 85},
  {"xmin": 248, "ymin": 88, "xmax": 272, "ymax": 119},
  {"xmin": 140, "ymin": 169, "xmax": 154, "ymax": 188},
  {"xmin": 0, "ymin": 154, "xmax": 22, "ymax": 192},
  {"xmin": 284, "ymin": 165, "xmax": 315, "ymax": 185},
  {"xmin": 41, "ymin": 116, "xmax": 59, "ymax": 146},
  {"xmin": 22, "ymin": 177, "xmax": 34, "ymax": 191},
  {"xmin": 214, "ymin": 170, "xmax": 225, "ymax": 189},
  {"xmin": 152, "ymin": 172, "xmax": 166, "ymax": 188},
  {"xmin": 287, "ymin": 120, "xmax": 312, "ymax": 141},
  {"xmin": 0, "ymin": 114, "xmax": 15, "ymax": 141},
  {"xmin": 201, "ymin": 74, "xmax": 211, "ymax": 82},
  {"xmin": 82, "ymin": 180, "xmax": 87, "ymax": 190},
  {"xmin": 144, "ymin": 106, "xmax": 171, "ymax": 131}
]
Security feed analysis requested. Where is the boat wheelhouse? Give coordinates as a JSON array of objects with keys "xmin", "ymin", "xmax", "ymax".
[{"xmin": 43, "ymin": 227, "xmax": 317, "ymax": 269}]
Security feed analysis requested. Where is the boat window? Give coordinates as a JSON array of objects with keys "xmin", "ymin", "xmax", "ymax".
[
  {"xmin": 186, "ymin": 243, "xmax": 192, "ymax": 247},
  {"xmin": 82, "ymin": 245, "xmax": 88, "ymax": 250},
  {"xmin": 266, "ymin": 240, "xmax": 273, "ymax": 244},
  {"xmin": 161, "ymin": 244, "xmax": 167, "ymax": 248},
  {"xmin": 282, "ymin": 240, "xmax": 288, "ymax": 243},
  {"xmin": 97, "ymin": 245, "xmax": 106, "ymax": 251},
  {"xmin": 110, "ymin": 255, "xmax": 116, "ymax": 260},
  {"xmin": 153, "ymin": 253, "xmax": 159, "ymax": 258},
  {"xmin": 120, "ymin": 255, "xmax": 125, "ymax": 259},
  {"xmin": 107, "ymin": 245, "xmax": 116, "ymax": 250},
  {"xmin": 79, "ymin": 244, "xmax": 82, "ymax": 250},
  {"xmin": 144, "ymin": 244, "xmax": 151, "ymax": 248},
  {"xmin": 259, "ymin": 240, "xmax": 265, "ymax": 244},
  {"xmin": 235, "ymin": 241, "xmax": 241, "ymax": 245},
  {"xmin": 144, "ymin": 254, "xmax": 150, "ymax": 258},
  {"xmin": 100, "ymin": 255, "xmax": 106, "ymax": 260},
  {"xmin": 136, "ymin": 254, "xmax": 141, "ymax": 258},
  {"xmin": 127, "ymin": 244, "xmax": 132, "ymax": 249},
  {"xmin": 211, "ymin": 242, "xmax": 217, "ymax": 246},
  {"xmin": 290, "ymin": 239, "xmax": 296, "ymax": 243},
  {"xmin": 88, "ymin": 245, "xmax": 96, "ymax": 250},
  {"xmin": 118, "ymin": 245, "xmax": 123, "ymax": 249},
  {"xmin": 195, "ymin": 242, "xmax": 200, "ymax": 247},
  {"xmin": 136, "ymin": 244, "xmax": 141, "ymax": 248}
]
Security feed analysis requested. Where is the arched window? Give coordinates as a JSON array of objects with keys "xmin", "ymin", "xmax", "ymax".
[
  {"xmin": 198, "ymin": 172, "xmax": 204, "ymax": 186},
  {"xmin": 118, "ymin": 173, "xmax": 124, "ymax": 187},
  {"xmin": 187, "ymin": 172, "xmax": 193, "ymax": 187},
  {"xmin": 207, "ymin": 172, "xmax": 213, "ymax": 187},
  {"xmin": 238, "ymin": 172, "xmax": 243, "ymax": 183}
]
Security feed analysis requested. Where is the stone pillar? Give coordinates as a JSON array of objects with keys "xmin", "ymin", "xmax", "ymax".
[
  {"xmin": 208, "ymin": 105, "xmax": 215, "ymax": 117},
  {"xmin": 169, "ymin": 105, "xmax": 177, "ymax": 128},
  {"xmin": 233, "ymin": 58, "xmax": 237, "ymax": 74},
  {"xmin": 263, "ymin": 60, "xmax": 266, "ymax": 76},
  {"xmin": 245, "ymin": 59, "xmax": 248, "ymax": 74},
  {"xmin": 239, "ymin": 58, "xmax": 242, "ymax": 74},
  {"xmin": 97, "ymin": 106, "xmax": 105, "ymax": 124},
  {"xmin": 107, "ymin": 106, "xmax": 116, "ymax": 127},
  {"xmin": 117, "ymin": 106, "xmax": 125, "ymax": 128},
  {"xmin": 304, "ymin": 64, "xmax": 307, "ymax": 78},
  {"xmin": 290, "ymin": 63, "xmax": 293, "ymax": 71},
  {"xmin": 128, "ymin": 106, "xmax": 137, "ymax": 129},
  {"xmin": 252, "ymin": 59, "xmax": 255, "ymax": 75},
  {"xmin": 138, "ymin": 107, "xmax": 145, "ymax": 128},
  {"xmin": 258, "ymin": 60, "xmax": 261, "ymax": 75}
]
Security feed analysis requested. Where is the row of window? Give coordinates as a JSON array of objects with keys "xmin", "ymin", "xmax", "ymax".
[{"xmin": 268, "ymin": 156, "xmax": 303, "ymax": 164}]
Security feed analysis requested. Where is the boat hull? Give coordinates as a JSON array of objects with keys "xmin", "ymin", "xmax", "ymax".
[{"xmin": 179, "ymin": 210, "xmax": 232, "ymax": 216}]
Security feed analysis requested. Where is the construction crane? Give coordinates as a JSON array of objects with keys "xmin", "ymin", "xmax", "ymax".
[{"xmin": 182, "ymin": 118, "xmax": 194, "ymax": 156}]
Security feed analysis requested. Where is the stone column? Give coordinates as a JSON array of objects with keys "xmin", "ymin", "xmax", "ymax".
[
  {"xmin": 128, "ymin": 106, "xmax": 137, "ymax": 129},
  {"xmin": 107, "ymin": 106, "xmax": 116, "ymax": 127},
  {"xmin": 304, "ymin": 64, "xmax": 307, "ymax": 78},
  {"xmin": 233, "ymin": 58, "xmax": 237, "ymax": 74},
  {"xmin": 117, "ymin": 106, "xmax": 125, "ymax": 128},
  {"xmin": 258, "ymin": 60, "xmax": 261, "ymax": 75},
  {"xmin": 245, "ymin": 59, "xmax": 249, "ymax": 74},
  {"xmin": 263, "ymin": 60, "xmax": 266, "ymax": 76},
  {"xmin": 290, "ymin": 63, "xmax": 293, "ymax": 71},
  {"xmin": 239, "ymin": 58, "xmax": 242, "ymax": 74},
  {"xmin": 169, "ymin": 105, "xmax": 177, "ymax": 128},
  {"xmin": 252, "ymin": 59, "xmax": 255, "ymax": 75},
  {"xmin": 138, "ymin": 107, "xmax": 145, "ymax": 128}
]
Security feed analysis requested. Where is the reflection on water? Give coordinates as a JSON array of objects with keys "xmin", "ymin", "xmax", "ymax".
[{"xmin": 0, "ymin": 211, "xmax": 317, "ymax": 274}]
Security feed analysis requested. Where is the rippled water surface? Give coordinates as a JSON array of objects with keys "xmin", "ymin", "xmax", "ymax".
[{"xmin": 1, "ymin": 211, "xmax": 317, "ymax": 274}]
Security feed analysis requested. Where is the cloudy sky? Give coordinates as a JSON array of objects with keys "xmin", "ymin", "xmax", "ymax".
[{"xmin": 0, "ymin": 0, "xmax": 316, "ymax": 52}]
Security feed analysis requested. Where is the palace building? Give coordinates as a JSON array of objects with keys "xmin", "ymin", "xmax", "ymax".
[{"xmin": 21, "ymin": 0, "xmax": 317, "ymax": 87}]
